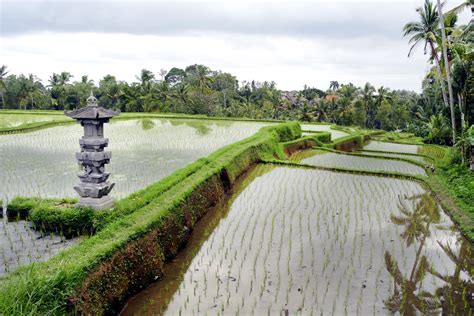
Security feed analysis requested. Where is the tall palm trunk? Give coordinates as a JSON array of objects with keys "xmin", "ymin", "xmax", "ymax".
[
  {"xmin": 458, "ymin": 94, "xmax": 465, "ymax": 130},
  {"xmin": 436, "ymin": 0, "xmax": 456, "ymax": 144},
  {"xmin": 0, "ymin": 91, "xmax": 4, "ymax": 108},
  {"xmin": 429, "ymin": 42, "xmax": 449, "ymax": 110}
]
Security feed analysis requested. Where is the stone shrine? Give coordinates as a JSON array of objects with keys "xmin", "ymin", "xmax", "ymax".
[{"xmin": 65, "ymin": 93, "xmax": 120, "ymax": 210}]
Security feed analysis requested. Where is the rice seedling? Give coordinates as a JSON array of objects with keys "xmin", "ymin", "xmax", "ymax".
[
  {"xmin": 299, "ymin": 151, "xmax": 426, "ymax": 176},
  {"xmin": 0, "ymin": 118, "xmax": 268, "ymax": 202},
  {"xmin": 364, "ymin": 140, "xmax": 420, "ymax": 154},
  {"xmin": 120, "ymin": 164, "xmax": 471, "ymax": 315}
]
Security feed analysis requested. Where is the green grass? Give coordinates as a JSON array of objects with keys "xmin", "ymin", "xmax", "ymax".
[
  {"xmin": 371, "ymin": 131, "xmax": 425, "ymax": 144},
  {"xmin": 428, "ymin": 149, "xmax": 474, "ymax": 240}
]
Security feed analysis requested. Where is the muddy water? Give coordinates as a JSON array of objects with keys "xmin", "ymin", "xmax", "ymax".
[{"xmin": 121, "ymin": 165, "xmax": 473, "ymax": 315}]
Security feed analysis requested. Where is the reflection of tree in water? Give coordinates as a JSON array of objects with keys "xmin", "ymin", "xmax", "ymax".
[
  {"xmin": 430, "ymin": 238, "xmax": 474, "ymax": 314},
  {"xmin": 384, "ymin": 193, "xmax": 473, "ymax": 315},
  {"xmin": 186, "ymin": 121, "xmax": 212, "ymax": 136},
  {"xmin": 140, "ymin": 118, "xmax": 155, "ymax": 130},
  {"xmin": 385, "ymin": 193, "xmax": 440, "ymax": 314}
]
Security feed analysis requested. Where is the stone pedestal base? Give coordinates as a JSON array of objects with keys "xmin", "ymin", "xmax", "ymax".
[{"xmin": 76, "ymin": 196, "xmax": 114, "ymax": 210}]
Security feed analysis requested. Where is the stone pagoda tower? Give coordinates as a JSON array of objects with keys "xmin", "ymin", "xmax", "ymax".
[{"xmin": 65, "ymin": 93, "xmax": 120, "ymax": 210}]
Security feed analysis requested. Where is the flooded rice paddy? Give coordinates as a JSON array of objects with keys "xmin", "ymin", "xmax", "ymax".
[
  {"xmin": 364, "ymin": 141, "xmax": 420, "ymax": 154},
  {"xmin": 0, "ymin": 118, "xmax": 266, "ymax": 275},
  {"xmin": 122, "ymin": 165, "xmax": 472, "ymax": 315},
  {"xmin": 0, "ymin": 217, "xmax": 80, "ymax": 275},
  {"xmin": 0, "ymin": 113, "xmax": 67, "ymax": 128},
  {"xmin": 0, "ymin": 118, "xmax": 268, "ymax": 202},
  {"xmin": 358, "ymin": 150, "xmax": 428, "ymax": 163},
  {"xmin": 296, "ymin": 150, "xmax": 426, "ymax": 176},
  {"xmin": 300, "ymin": 124, "xmax": 348, "ymax": 140}
]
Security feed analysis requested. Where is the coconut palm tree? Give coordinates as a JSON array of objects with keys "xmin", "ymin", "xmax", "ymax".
[
  {"xmin": 362, "ymin": 82, "xmax": 375, "ymax": 127},
  {"xmin": 329, "ymin": 80, "xmax": 339, "ymax": 91},
  {"xmin": 136, "ymin": 69, "xmax": 155, "ymax": 86},
  {"xmin": 0, "ymin": 65, "xmax": 8, "ymax": 108},
  {"xmin": 195, "ymin": 65, "xmax": 212, "ymax": 94},
  {"xmin": 403, "ymin": 0, "xmax": 449, "ymax": 113},
  {"xmin": 436, "ymin": 0, "xmax": 456, "ymax": 144}
]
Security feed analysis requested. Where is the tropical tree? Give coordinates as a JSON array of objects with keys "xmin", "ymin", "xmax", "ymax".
[
  {"xmin": 436, "ymin": 0, "xmax": 456, "ymax": 144},
  {"xmin": 0, "ymin": 65, "xmax": 8, "ymax": 108},
  {"xmin": 361, "ymin": 82, "xmax": 375, "ymax": 127},
  {"xmin": 425, "ymin": 113, "xmax": 451, "ymax": 144},
  {"xmin": 403, "ymin": 0, "xmax": 449, "ymax": 113},
  {"xmin": 329, "ymin": 80, "xmax": 339, "ymax": 91},
  {"xmin": 48, "ymin": 72, "xmax": 73, "ymax": 109}
]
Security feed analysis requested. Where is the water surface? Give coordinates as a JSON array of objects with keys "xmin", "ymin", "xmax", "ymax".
[
  {"xmin": 0, "ymin": 118, "xmax": 267, "ymax": 202},
  {"xmin": 122, "ymin": 165, "xmax": 472, "ymax": 315}
]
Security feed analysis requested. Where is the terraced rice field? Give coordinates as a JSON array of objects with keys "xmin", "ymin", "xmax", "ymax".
[
  {"xmin": 364, "ymin": 141, "xmax": 420, "ymax": 154},
  {"xmin": 0, "ymin": 218, "xmax": 79, "ymax": 275},
  {"xmin": 0, "ymin": 113, "xmax": 67, "ymax": 128},
  {"xmin": 122, "ymin": 165, "xmax": 472, "ymax": 315},
  {"xmin": 298, "ymin": 150, "xmax": 426, "ymax": 176},
  {"xmin": 300, "ymin": 124, "xmax": 348, "ymax": 140},
  {"xmin": 0, "ymin": 118, "xmax": 267, "ymax": 202},
  {"xmin": 0, "ymin": 118, "xmax": 268, "ymax": 275},
  {"xmin": 358, "ymin": 150, "xmax": 428, "ymax": 163}
]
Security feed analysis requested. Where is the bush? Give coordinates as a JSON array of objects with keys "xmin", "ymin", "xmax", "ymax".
[
  {"xmin": 29, "ymin": 204, "xmax": 94, "ymax": 238},
  {"xmin": 6, "ymin": 197, "xmax": 42, "ymax": 219}
]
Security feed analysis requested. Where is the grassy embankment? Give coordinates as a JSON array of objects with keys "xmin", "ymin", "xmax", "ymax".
[{"xmin": 0, "ymin": 122, "xmax": 306, "ymax": 315}]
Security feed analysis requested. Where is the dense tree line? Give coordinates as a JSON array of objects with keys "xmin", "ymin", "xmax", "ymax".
[{"xmin": 0, "ymin": 1, "xmax": 471, "ymax": 148}]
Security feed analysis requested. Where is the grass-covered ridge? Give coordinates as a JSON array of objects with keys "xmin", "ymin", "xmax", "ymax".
[{"xmin": 0, "ymin": 122, "xmax": 303, "ymax": 315}]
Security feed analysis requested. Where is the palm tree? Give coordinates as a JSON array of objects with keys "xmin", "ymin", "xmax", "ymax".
[
  {"xmin": 0, "ymin": 65, "xmax": 9, "ymax": 108},
  {"xmin": 362, "ymin": 82, "xmax": 375, "ymax": 127},
  {"xmin": 136, "ymin": 69, "xmax": 155, "ymax": 86},
  {"xmin": 403, "ymin": 0, "xmax": 450, "ymax": 114},
  {"xmin": 436, "ymin": 0, "xmax": 456, "ymax": 144},
  {"xmin": 329, "ymin": 80, "xmax": 339, "ymax": 91},
  {"xmin": 194, "ymin": 65, "xmax": 212, "ymax": 94},
  {"xmin": 26, "ymin": 74, "xmax": 42, "ymax": 109}
]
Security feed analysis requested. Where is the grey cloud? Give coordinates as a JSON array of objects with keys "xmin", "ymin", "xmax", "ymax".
[{"xmin": 1, "ymin": 1, "xmax": 413, "ymax": 40}]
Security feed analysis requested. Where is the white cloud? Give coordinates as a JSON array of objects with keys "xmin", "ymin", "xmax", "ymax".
[{"xmin": 0, "ymin": 0, "xmax": 470, "ymax": 92}]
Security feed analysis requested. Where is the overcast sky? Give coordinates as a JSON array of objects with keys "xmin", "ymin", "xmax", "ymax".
[{"xmin": 0, "ymin": 0, "xmax": 470, "ymax": 91}]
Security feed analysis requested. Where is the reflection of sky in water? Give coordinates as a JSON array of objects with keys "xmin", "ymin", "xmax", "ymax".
[
  {"xmin": 0, "ymin": 118, "xmax": 268, "ymax": 202},
  {"xmin": 364, "ymin": 141, "xmax": 420, "ymax": 154},
  {"xmin": 300, "ymin": 124, "xmax": 348, "ymax": 139},
  {"xmin": 300, "ymin": 151, "xmax": 426, "ymax": 175},
  {"xmin": 126, "ymin": 166, "xmax": 472, "ymax": 316}
]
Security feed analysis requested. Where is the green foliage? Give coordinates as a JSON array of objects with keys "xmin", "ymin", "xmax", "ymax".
[
  {"xmin": 3, "ymin": 62, "xmax": 464, "ymax": 143},
  {"xmin": 6, "ymin": 197, "xmax": 91, "ymax": 237},
  {"xmin": 6, "ymin": 196, "xmax": 42, "ymax": 218},
  {"xmin": 434, "ymin": 148, "xmax": 474, "ymax": 240},
  {"xmin": 373, "ymin": 131, "xmax": 425, "ymax": 144},
  {"xmin": 29, "ymin": 204, "xmax": 94, "ymax": 237}
]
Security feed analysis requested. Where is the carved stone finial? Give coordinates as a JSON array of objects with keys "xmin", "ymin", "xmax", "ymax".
[{"xmin": 87, "ymin": 91, "xmax": 98, "ymax": 107}]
